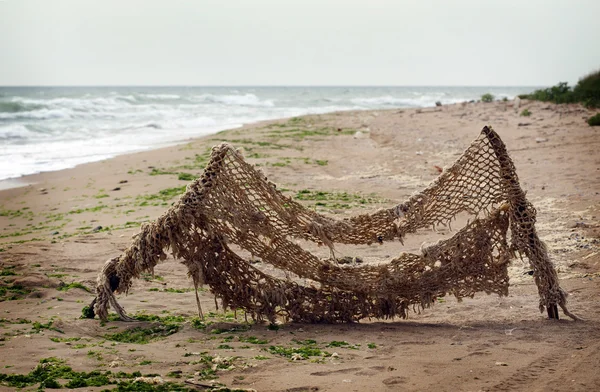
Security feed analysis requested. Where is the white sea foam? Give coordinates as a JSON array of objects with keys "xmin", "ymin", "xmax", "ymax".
[
  {"xmin": 192, "ymin": 93, "xmax": 275, "ymax": 107},
  {"xmin": 0, "ymin": 124, "xmax": 41, "ymax": 141},
  {"xmin": 0, "ymin": 108, "xmax": 73, "ymax": 120},
  {"xmin": 140, "ymin": 93, "xmax": 181, "ymax": 100}
]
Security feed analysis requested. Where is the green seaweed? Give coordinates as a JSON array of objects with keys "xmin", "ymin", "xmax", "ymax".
[
  {"xmin": 0, "ymin": 357, "xmax": 113, "ymax": 389},
  {"xmin": 0, "ymin": 267, "xmax": 17, "ymax": 276},
  {"xmin": 267, "ymin": 342, "xmax": 331, "ymax": 360},
  {"xmin": 104, "ymin": 324, "xmax": 180, "ymax": 344},
  {"xmin": 239, "ymin": 336, "xmax": 268, "ymax": 345},
  {"xmin": 136, "ymin": 186, "xmax": 187, "ymax": 205},
  {"xmin": 57, "ymin": 282, "xmax": 91, "ymax": 293},
  {"xmin": 177, "ymin": 173, "xmax": 196, "ymax": 181},
  {"xmin": 0, "ymin": 283, "xmax": 32, "ymax": 301}
]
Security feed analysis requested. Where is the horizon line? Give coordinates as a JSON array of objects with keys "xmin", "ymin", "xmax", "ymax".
[{"xmin": 0, "ymin": 84, "xmax": 543, "ymax": 88}]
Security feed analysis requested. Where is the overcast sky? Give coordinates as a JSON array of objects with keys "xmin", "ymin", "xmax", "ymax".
[{"xmin": 1, "ymin": 0, "xmax": 599, "ymax": 86}]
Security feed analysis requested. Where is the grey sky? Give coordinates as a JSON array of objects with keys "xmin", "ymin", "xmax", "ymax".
[{"xmin": 1, "ymin": 0, "xmax": 599, "ymax": 86}]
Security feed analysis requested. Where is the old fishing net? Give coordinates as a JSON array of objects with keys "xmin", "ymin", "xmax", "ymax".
[{"xmin": 92, "ymin": 126, "xmax": 579, "ymax": 323}]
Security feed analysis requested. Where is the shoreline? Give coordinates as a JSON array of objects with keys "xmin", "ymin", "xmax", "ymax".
[
  {"xmin": 0, "ymin": 85, "xmax": 537, "ymax": 185},
  {"xmin": 0, "ymin": 108, "xmax": 381, "ymax": 189},
  {"xmin": 0, "ymin": 124, "xmax": 248, "ymax": 189},
  {"xmin": 1, "ymin": 100, "xmax": 599, "ymax": 391},
  {"xmin": 0, "ymin": 105, "xmax": 412, "ymax": 190}
]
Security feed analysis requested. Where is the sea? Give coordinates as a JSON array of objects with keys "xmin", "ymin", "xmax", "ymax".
[{"xmin": 0, "ymin": 86, "xmax": 536, "ymax": 181}]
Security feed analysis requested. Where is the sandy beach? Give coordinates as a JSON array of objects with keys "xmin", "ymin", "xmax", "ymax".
[{"xmin": 1, "ymin": 100, "xmax": 599, "ymax": 391}]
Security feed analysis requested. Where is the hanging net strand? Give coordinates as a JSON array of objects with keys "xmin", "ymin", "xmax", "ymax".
[{"xmin": 91, "ymin": 126, "xmax": 580, "ymax": 323}]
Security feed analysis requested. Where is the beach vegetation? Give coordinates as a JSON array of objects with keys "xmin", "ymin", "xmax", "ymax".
[
  {"xmin": 32, "ymin": 320, "xmax": 63, "ymax": 334},
  {"xmin": 57, "ymin": 282, "xmax": 91, "ymax": 292},
  {"xmin": 519, "ymin": 70, "xmax": 600, "ymax": 108},
  {"xmin": 293, "ymin": 189, "xmax": 385, "ymax": 210},
  {"xmin": 573, "ymin": 69, "xmax": 600, "ymax": 108},
  {"xmin": 246, "ymin": 152, "xmax": 270, "ymax": 159},
  {"xmin": 141, "ymin": 273, "xmax": 164, "ymax": 282},
  {"xmin": 0, "ymin": 357, "xmax": 196, "ymax": 390},
  {"xmin": 481, "ymin": 93, "xmax": 494, "ymax": 103},
  {"xmin": 149, "ymin": 168, "xmax": 176, "ymax": 176},
  {"xmin": 266, "ymin": 339, "xmax": 332, "ymax": 360},
  {"xmin": 0, "ymin": 317, "xmax": 31, "ymax": 324},
  {"xmin": 69, "ymin": 204, "xmax": 108, "ymax": 214},
  {"xmin": 0, "ymin": 357, "xmax": 111, "ymax": 389},
  {"xmin": 49, "ymin": 336, "xmax": 81, "ymax": 343},
  {"xmin": 47, "ymin": 273, "xmax": 68, "ymax": 278},
  {"xmin": 177, "ymin": 172, "xmax": 195, "ymax": 181},
  {"xmin": 163, "ymin": 287, "xmax": 194, "ymax": 293},
  {"xmin": 0, "ymin": 267, "xmax": 17, "ymax": 276},
  {"xmin": 519, "ymin": 82, "xmax": 574, "ymax": 104},
  {"xmin": 267, "ymin": 126, "xmax": 355, "ymax": 141},
  {"xmin": 136, "ymin": 186, "xmax": 186, "ymax": 205},
  {"xmin": 0, "ymin": 283, "xmax": 32, "ymax": 301},
  {"xmin": 219, "ymin": 138, "xmax": 302, "ymax": 151},
  {"xmin": 190, "ymin": 317, "xmax": 207, "ymax": 330},
  {"xmin": 326, "ymin": 340, "xmax": 359, "ymax": 349},
  {"xmin": 0, "ymin": 229, "xmax": 33, "ymax": 239},
  {"xmin": 239, "ymin": 336, "xmax": 269, "ymax": 345},
  {"xmin": 87, "ymin": 350, "xmax": 103, "ymax": 361},
  {"xmin": 210, "ymin": 324, "xmax": 251, "ymax": 334},
  {"xmin": 81, "ymin": 304, "xmax": 96, "ymax": 321},
  {"xmin": 587, "ymin": 113, "xmax": 600, "ymax": 126},
  {"xmin": 520, "ymin": 109, "xmax": 531, "ymax": 117},
  {"xmin": 104, "ymin": 324, "xmax": 180, "ymax": 344}
]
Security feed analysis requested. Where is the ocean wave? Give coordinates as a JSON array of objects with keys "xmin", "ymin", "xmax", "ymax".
[
  {"xmin": 0, "ymin": 124, "xmax": 33, "ymax": 141},
  {"xmin": 115, "ymin": 95, "xmax": 138, "ymax": 102},
  {"xmin": 192, "ymin": 93, "xmax": 275, "ymax": 107},
  {"xmin": 0, "ymin": 124, "xmax": 57, "ymax": 142},
  {"xmin": 139, "ymin": 93, "xmax": 181, "ymax": 100},
  {"xmin": 173, "ymin": 116, "xmax": 218, "ymax": 129},
  {"xmin": 350, "ymin": 95, "xmax": 468, "ymax": 108},
  {"xmin": 350, "ymin": 96, "xmax": 416, "ymax": 106},
  {"xmin": 0, "ymin": 100, "xmax": 44, "ymax": 113},
  {"xmin": 12, "ymin": 96, "xmax": 138, "ymax": 110},
  {"xmin": 0, "ymin": 108, "xmax": 73, "ymax": 120}
]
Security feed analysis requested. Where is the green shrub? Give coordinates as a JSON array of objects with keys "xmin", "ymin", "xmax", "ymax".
[
  {"xmin": 518, "ymin": 82, "xmax": 575, "ymax": 104},
  {"xmin": 520, "ymin": 109, "xmax": 531, "ymax": 117},
  {"xmin": 574, "ymin": 69, "xmax": 600, "ymax": 108},
  {"xmin": 481, "ymin": 93, "xmax": 494, "ymax": 103},
  {"xmin": 587, "ymin": 113, "xmax": 600, "ymax": 126}
]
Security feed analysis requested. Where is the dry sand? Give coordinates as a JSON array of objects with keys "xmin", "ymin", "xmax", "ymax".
[{"xmin": 0, "ymin": 100, "xmax": 599, "ymax": 391}]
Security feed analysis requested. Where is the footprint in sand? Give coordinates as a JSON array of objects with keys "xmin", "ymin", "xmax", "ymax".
[
  {"xmin": 382, "ymin": 376, "xmax": 407, "ymax": 386},
  {"xmin": 310, "ymin": 367, "xmax": 362, "ymax": 376},
  {"xmin": 354, "ymin": 366, "xmax": 387, "ymax": 376}
]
